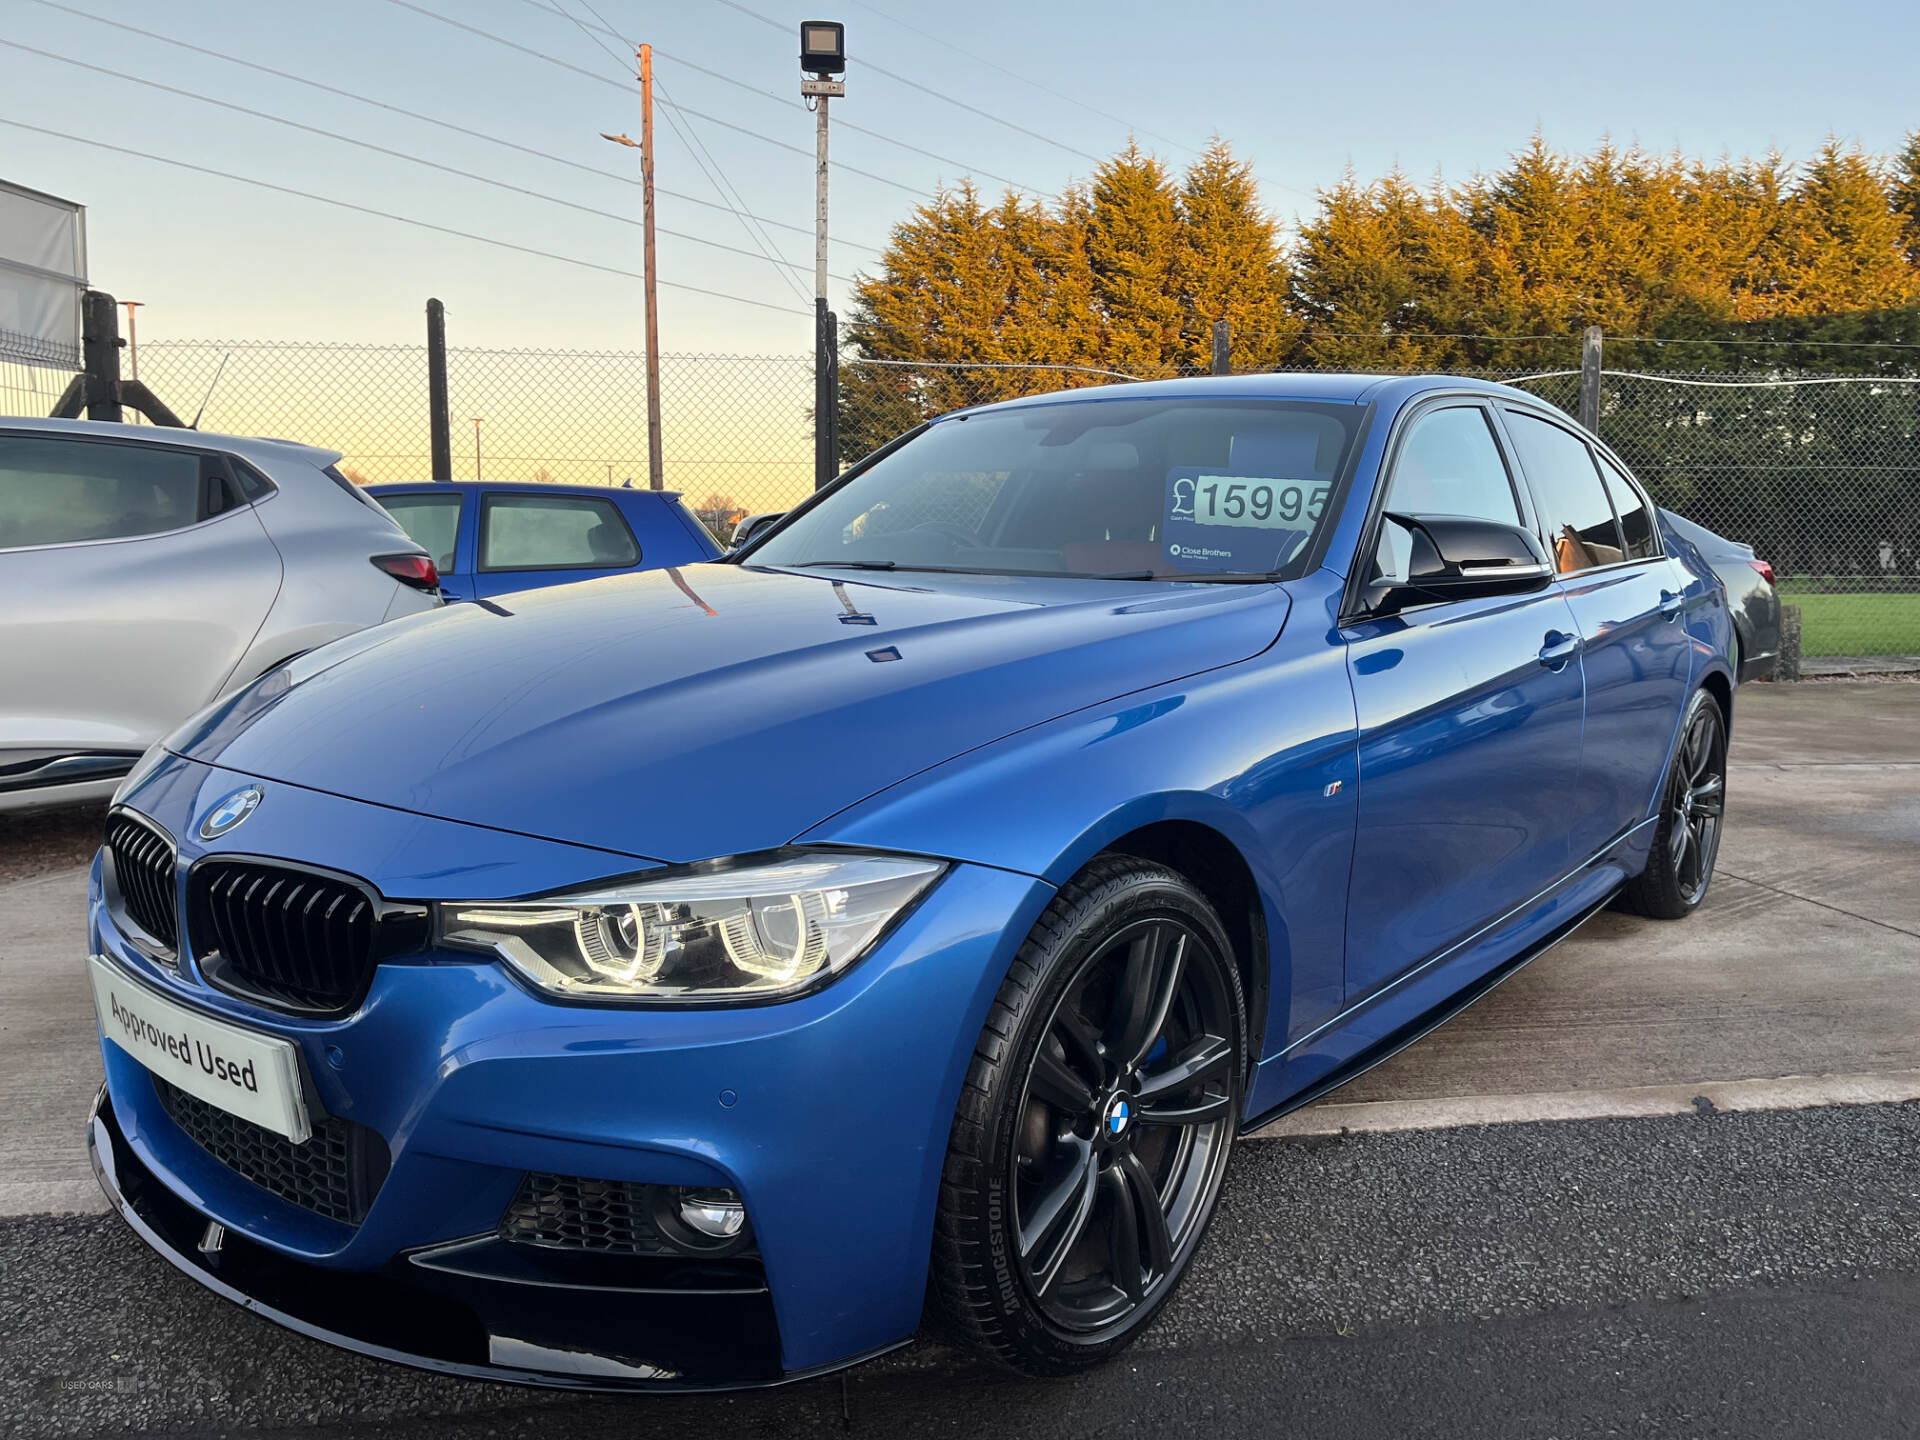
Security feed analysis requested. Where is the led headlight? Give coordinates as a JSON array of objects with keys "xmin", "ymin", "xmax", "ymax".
[{"xmin": 436, "ymin": 851, "xmax": 945, "ymax": 1001}]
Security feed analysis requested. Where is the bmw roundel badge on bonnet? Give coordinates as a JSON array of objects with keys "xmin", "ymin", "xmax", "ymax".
[{"xmin": 198, "ymin": 785, "xmax": 264, "ymax": 840}]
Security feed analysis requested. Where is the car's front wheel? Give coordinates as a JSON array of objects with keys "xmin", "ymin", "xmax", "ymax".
[
  {"xmin": 1617, "ymin": 687, "xmax": 1727, "ymax": 919},
  {"xmin": 930, "ymin": 856, "xmax": 1246, "ymax": 1375}
]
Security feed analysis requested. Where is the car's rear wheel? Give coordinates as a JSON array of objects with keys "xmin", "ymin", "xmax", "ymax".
[
  {"xmin": 1617, "ymin": 687, "xmax": 1727, "ymax": 919},
  {"xmin": 930, "ymin": 855, "xmax": 1245, "ymax": 1375}
]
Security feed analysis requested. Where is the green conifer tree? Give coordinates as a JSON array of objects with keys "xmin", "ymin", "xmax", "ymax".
[
  {"xmin": 1174, "ymin": 138, "xmax": 1298, "ymax": 371},
  {"xmin": 1083, "ymin": 142, "xmax": 1184, "ymax": 376}
]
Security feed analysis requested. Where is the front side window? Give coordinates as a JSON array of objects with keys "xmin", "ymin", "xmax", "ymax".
[
  {"xmin": 750, "ymin": 398, "xmax": 1364, "ymax": 580},
  {"xmin": 479, "ymin": 494, "xmax": 640, "ymax": 571},
  {"xmin": 1504, "ymin": 412, "xmax": 1624, "ymax": 574},
  {"xmin": 1372, "ymin": 406, "xmax": 1521, "ymax": 583},
  {"xmin": 1597, "ymin": 455, "xmax": 1659, "ymax": 561},
  {"xmin": 0, "ymin": 435, "xmax": 207, "ymax": 548},
  {"xmin": 379, "ymin": 492, "xmax": 464, "ymax": 572}
]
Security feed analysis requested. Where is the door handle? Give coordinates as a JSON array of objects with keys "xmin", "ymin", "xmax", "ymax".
[
  {"xmin": 1659, "ymin": 589, "xmax": 1684, "ymax": 620},
  {"xmin": 1538, "ymin": 631, "xmax": 1581, "ymax": 670}
]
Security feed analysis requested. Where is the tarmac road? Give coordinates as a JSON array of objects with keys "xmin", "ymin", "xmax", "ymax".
[{"xmin": 7, "ymin": 1103, "xmax": 1920, "ymax": 1438}]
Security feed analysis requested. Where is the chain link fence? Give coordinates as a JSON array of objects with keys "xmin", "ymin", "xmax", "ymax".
[
  {"xmin": 1588, "ymin": 372, "xmax": 1920, "ymax": 661},
  {"xmin": 4, "ymin": 340, "xmax": 1915, "ymax": 656}
]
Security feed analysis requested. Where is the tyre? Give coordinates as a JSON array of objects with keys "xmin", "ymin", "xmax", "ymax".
[
  {"xmin": 1616, "ymin": 687, "xmax": 1727, "ymax": 919},
  {"xmin": 930, "ymin": 855, "xmax": 1247, "ymax": 1375}
]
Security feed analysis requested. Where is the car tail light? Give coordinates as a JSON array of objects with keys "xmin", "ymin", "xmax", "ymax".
[
  {"xmin": 373, "ymin": 553, "xmax": 439, "ymax": 590},
  {"xmin": 1748, "ymin": 558, "xmax": 1776, "ymax": 587}
]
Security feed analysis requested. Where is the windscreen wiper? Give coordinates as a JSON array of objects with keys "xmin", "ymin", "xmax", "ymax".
[
  {"xmin": 790, "ymin": 560, "xmax": 898, "ymax": 571},
  {"xmin": 1095, "ymin": 570, "xmax": 1281, "ymax": 584},
  {"xmin": 1168, "ymin": 571, "xmax": 1283, "ymax": 584}
]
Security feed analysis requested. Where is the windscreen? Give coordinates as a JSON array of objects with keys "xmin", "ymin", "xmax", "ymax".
[{"xmin": 750, "ymin": 397, "xmax": 1362, "ymax": 580}]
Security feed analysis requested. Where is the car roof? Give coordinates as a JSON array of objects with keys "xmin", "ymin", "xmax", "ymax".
[
  {"xmin": 940, "ymin": 371, "xmax": 1530, "ymax": 420},
  {"xmin": 365, "ymin": 480, "xmax": 684, "ymax": 500},
  {"xmin": 0, "ymin": 414, "xmax": 343, "ymax": 468}
]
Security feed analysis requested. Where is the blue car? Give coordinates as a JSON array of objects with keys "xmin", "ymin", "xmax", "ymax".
[
  {"xmin": 86, "ymin": 374, "xmax": 1733, "ymax": 1389},
  {"xmin": 365, "ymin": 480, "xmax": 721, "ymax": 601}
]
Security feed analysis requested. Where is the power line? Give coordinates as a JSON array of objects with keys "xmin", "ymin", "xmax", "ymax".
[
  {"xmin": 387, "ymin": 0, "xmax": 927, "ymax": 196},
  {"xmin": 654, "ymin": 77, "xmax": 814, "ymax": 305},
  {"xmin": 0, "ymin": 37, "xmax": 855, "ymax": 283},
  {"xmin": 0, "ymin": 116, "xmax": 811, "ymax": 315},
  {"xmin": 543, "ymin": 0, "xmax": 635, "ymax": 72},
  {"xmin": 710, "ymin": 0, "xmax": 1336, "ymax": 203},
  {"xmin": 541, "ymin": 0, "xmax": 813, "ymax": 305},
  {"xmin": 24, "ymin": 0, "xmax": 883, "ymax": 255},
  {"xmin": 842, "ymin": 0, "xmax": 1200, "ymax": 157},
  {"xmin": 704, "ymin": 0, "xmax": 1104, "ymax": 164},
  {"xmin": 514, "ymin": 0, "xmax": 1059, "ymax": 197}
]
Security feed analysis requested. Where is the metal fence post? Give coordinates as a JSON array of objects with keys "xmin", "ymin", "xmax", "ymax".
[
  {"xmin": 815, "ymin": 303, "xmax": 839, "ymax": 489},
  {"xmin": 1211, "ymin": 320, "xmax": 1231, "ymax": 376},
  {"xmin": 1777, "ymin": 604, "xmax": 1802, "ymax": 682},
  {"xmin": 426, "ymin": 298, "xmax": 452, "ymax": 482},
  {"xmin": 1578, "ymin": 325, "xmax": 1603, "ymax": 436},
  {"xmin": 82, "ymin": 289, "xmax": 123, "ymax": 422}
]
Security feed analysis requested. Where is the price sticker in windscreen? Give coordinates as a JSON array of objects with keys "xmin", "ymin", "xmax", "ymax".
[{"xmin": 1163, "ymin": 470, "xmax": 1331, "ymax": 571}]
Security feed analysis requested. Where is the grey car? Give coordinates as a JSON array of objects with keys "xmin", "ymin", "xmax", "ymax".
[
  {"xmin": 1, "ymin": 418, "xmax": 440, "ymax": 813},
  {"xmin": 1663, "ymin": 509, "xmax": 1780, "ymax": 683}
]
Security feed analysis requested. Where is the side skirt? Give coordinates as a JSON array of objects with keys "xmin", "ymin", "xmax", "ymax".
[
  {"xmin": 1239, "ymin": 886, "xmax": 1615, "ymax": 1135},
  {"xmin": 1240, "ymin": 814, "xmax": 1659, "ymax": 1134}
]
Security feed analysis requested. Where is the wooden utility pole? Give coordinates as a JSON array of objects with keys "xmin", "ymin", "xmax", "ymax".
[{"xmin": 639, "ymin": 44, "xmax": 664, "ymax": 490}]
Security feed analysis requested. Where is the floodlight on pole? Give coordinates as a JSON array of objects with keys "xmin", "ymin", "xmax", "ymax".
[{"xmin": 801, "ymin": 20, "xmax": 844, "ymax": 490}]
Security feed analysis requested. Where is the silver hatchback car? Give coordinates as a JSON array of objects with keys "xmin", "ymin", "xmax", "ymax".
[{"xmin": 1, "ymin": 418, "xmax": 441, "ymax": 813}]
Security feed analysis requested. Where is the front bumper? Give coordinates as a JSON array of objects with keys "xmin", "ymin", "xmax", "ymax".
[
  {"xmin": 91, "ymin": 755, "xmax": 1052, "ymax": 1387},
  {"xmin": 90, "ymin": 1083, "xmax": 816, "ymax": 1389}
]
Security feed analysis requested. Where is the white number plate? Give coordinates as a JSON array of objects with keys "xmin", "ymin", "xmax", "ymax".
[{"xmin": 89, "ymin": 955, "xmax": 312, "ymax": 1143}]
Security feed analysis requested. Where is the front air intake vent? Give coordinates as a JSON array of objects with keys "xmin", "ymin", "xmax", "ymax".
[{"xmin": 153, "ymin": 1075, "xmax": 388, "ymax": 1225}]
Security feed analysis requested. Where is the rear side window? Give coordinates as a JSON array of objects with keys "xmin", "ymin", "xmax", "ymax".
[
  {"xmin": 479, "ymin": 494, "xmax": 640, "ymax": 571},
  {"xmin": 1504, "ymin": 412, "xmax": 1624, "ymax": 574},
  {"xmin": 321, "ymin": 464, "xmax": 386, "ymax": 512},
  {"xmin": 1597, "ymin": 455, "xmax": 1659, "ymax": 561},
  {"xmin": 379, "ymin": 492, "xmax": 464, "ymax": 573},
  {"xmin": 0, "ymin": 434, "xmax": 207, "ymax": 547}
]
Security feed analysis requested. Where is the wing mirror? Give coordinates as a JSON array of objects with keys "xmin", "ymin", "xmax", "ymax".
[
  {"xmin": 731, "ymin": 511, "xmax": 785, "ymax": 549},
  {"xmin": 1367, "ymin": 512, "xmax": 1554, "ymax": 616}
]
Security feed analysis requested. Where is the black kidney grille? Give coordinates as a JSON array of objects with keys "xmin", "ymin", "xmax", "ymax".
[
  {"xmin": 502, "ymin": 1172, "xmax": 673, "ymax": 1255},
  {"xmin": 153, "ymin": 1075, "xmax": 388, "ymax": 1226},
  {"xmin": 106, "ymin": 812, "xmax": 178, "ymax": 951},
  {"xmin": 188, "ymin": 861, "xmax": 378, "ymax": 1013}
]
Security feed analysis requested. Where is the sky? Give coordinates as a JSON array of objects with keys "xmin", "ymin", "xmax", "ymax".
[{"xmin": 3, "ymin": 0, "xmax": 1918, "ymax": 360}]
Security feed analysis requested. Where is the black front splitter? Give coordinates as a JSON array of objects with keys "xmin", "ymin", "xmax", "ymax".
[{"xmin": 88, "ymin": 1084, "xmax": 905, "ymax": 1393}]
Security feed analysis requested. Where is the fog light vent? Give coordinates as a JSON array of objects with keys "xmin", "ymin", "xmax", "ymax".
[{"xmin": 500, "ymin": 1172, "xmax": 754, "ymax": 1257}]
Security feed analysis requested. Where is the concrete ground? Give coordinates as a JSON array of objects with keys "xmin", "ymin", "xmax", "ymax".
[{"xmin": 2, "ymin": 681, "xmax": 1917, "ymax": 1435}]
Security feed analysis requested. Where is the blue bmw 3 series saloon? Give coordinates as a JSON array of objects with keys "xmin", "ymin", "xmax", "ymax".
[{"xmin": 86, "ymin": 373, "xmax": 1734, "ymax": 1389}]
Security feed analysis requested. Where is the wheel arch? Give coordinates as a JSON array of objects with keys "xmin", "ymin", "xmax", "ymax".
[
  {"xmin": 1093, "ymin": 818, "xmax": 1274, "ymax": 1069},
  {"xmin": 1699, "ymin": 665, "xmax": 1734, "ymax": 733}
]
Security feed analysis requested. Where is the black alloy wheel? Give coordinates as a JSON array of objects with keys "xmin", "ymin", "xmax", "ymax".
[
  {"xmin": 1668, "ymin": 701, "xmax": 1727, "ymax": 905},
  {"xmin": 931, "ymin": 856, "xmax": 1246, "ymax": 1375},
  {"xmin": 1013, "ymin": 915, "xmax": 1235, "ymax": 1329},
  {"xmin": 1618, "ymin": 687, "xmax": 1728, "ymax": 919}
]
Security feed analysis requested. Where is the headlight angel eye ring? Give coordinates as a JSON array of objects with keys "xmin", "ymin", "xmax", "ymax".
[{"xmin": 436, "ymin": 853, "xmax": 944, "ymax": 1003}]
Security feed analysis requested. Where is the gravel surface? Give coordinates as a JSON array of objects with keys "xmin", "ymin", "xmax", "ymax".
[
  {"xmin": 0, "ymin": 804, "xmax": 105, "ymax": 888},
  {"xmin": 6, "ymin": 1102, "xmax": 1918, "ymax": 1438}
]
